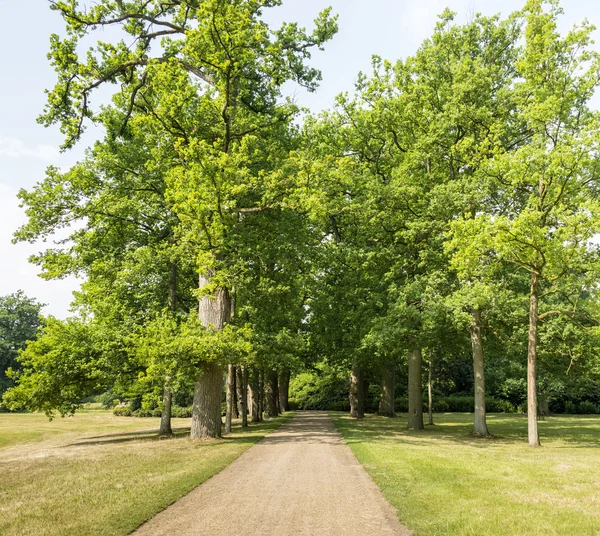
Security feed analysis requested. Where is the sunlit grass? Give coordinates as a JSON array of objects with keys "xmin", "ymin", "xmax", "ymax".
[
  {"xmin": 331, "ymin": 412, "xmax": 600, "ymax": 536},
  {"xmin": 0, "ymin": 411, "xmax": 292, "ymax": 536}
]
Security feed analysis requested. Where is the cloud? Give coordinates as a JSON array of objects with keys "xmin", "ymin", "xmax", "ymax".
[{"xmin": 0, "ymin": 135, "xmax": 59, "ymax": 162}]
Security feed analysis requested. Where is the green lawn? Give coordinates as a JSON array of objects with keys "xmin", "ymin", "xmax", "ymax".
[
  {"xmin": 331, "ymin": 412, "xmax": 600, "ymax": 536},
  {"xmin": 0, "ymin": 411, "xmax": 291, "ymax": 536}
]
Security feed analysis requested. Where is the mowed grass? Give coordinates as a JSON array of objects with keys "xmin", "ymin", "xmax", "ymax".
[
  {"xmin": 0, "ymin": 411, "xmax": 292, "ymax": 536},
  {"xmin": 331, "ymin": 412, "xmax": 600, "ymax": 536}
]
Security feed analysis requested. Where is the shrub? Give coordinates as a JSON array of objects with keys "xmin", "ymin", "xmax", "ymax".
[
  {"xmin": 171, "ymin": 406, "xmax": 193, "ymax": 418},
  {"xmin": 394, "ymin": 397, "xmax": 409, "ymax": 413},
  {"xmin": 330, "ymin": 400, "xmax": 350, "ymax": 412},
  {"xmin": 287, "ymin": 398, "xmax": 299, "ymax": 411},
  {"xmin": 577, "ymin": 401, "xmax": 599, "ymax": 414},
  {"xmin": 433, "ymin": 399, "xmax": 449, "ymax": 413},
  {"xmin": 564, "ymin": 401, "xmax": 578, "ymax": 414},
  {"xmin": 113, "ymin": 405, "xmax": 132, "ymax": 417},
  {"xmin": 94, "ymin": 390, "xmax": 118, "ymax": 409}
]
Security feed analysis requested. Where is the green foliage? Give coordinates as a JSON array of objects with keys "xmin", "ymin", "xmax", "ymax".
[{"xmin": 0, "ymin": 292, "xmax": 44, "ymax": 396}]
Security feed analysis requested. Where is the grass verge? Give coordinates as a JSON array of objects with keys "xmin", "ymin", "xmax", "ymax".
[
  {"xmin": 0, "ymin": 411, "xmax": 292, "ymax": 536},
  {"xmin": 331, "ymin": 412, "xmax": 600, "ymax": 536}
]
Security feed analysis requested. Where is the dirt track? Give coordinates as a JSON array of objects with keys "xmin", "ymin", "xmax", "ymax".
[{"xmin": 135, "ymin": 411, "xmax": 411, "ymax": 535}]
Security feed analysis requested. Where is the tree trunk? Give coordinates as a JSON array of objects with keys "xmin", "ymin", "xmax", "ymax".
[
  {"xmin": 159, "ymin": 387, "xmax": 173, "ymax": 436},
  {"xmin": 407, "ymin": 338, "xmax": 424, "ymax": 430},
  {"xmin": 278, "ymin": 369, "xmax": 290, "ymax": 412},
  {"xmin": 231, "ymin": 366, "xmax": 239, "ymax": 419},
  {"xmin": 241, "ymin": 366, "xmax": 248, "ymax": 427},
  {"xmin": 190, "ymin": 270, "xmax": 230, "ymax": 439},
  {"xmin": 527, "ymin": 272, "xmax": 541, "ymax": 446},
  {"xmin": 225, "ymin": 364, "xmax": 234, "ymax": 434},
  {"xmin": 362, "ymin": 377, "xmax": 369, "ymax": 414},
  {"xmin": 428, "ymin": 352, "xmax": 434, "ymax": 426},
  {"xmin": 349, "ymin": 359, "xmax": 364, "ymax": 419},
  {"xmin": 264, "ymin": 369, "xmax": 279, "ymax": 418},
  {"xmin": 471, "ymin": 309, "xmax": 490, "ymax": 436},
  {"xmin": 258, "ymin": 370, "xmax": 264, "ymax": 421},
  {"xmin": 236, "ymin": 366, "xmax": 244, "ymax": 418},
  {"xmin": 159, "ymin": 261, "xmax": 177, "ymax": 437},
  {"xmin": 379, "ymin": 363, "xmax": 395, "ymax": 417},
  {"xmin": 249, "ymin": 368, "xmax": 260, "ymax": 423},
  {"xmin": 190, "ymin": 362, "xmax": 223, "ymax": 439}
]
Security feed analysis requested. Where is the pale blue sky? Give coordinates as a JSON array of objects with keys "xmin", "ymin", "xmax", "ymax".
[{"xmin": 0, "ymin": 0, "xmax": 597, "ymax": 317}]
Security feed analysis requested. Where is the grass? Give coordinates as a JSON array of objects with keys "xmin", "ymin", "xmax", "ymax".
[
  {"xmin": 331, "ymin": 412, "xmax": 600, "ymax": 536},
  {"xmin": 0, "ymin": 411, "xmax": 292, "ymax": 536}
]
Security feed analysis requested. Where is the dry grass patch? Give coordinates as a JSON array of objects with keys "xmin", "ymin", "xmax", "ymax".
[{"xmin": 0, "ymin": 411, "xmax": 291, "ymax": 536}]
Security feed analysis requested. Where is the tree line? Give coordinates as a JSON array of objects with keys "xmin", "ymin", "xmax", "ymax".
[{"xmin": 3, "ymin": 0, "xmax": 600, "ymax": 447}]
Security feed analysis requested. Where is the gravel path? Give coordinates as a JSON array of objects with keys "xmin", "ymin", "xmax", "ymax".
[{"xmin": 135, "ymin": 411, "xmax": 412, "ymax": 536}]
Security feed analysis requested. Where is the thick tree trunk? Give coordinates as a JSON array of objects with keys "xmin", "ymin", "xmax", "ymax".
[
  {"xmin": 349, "ymin": 360, "xmax": 364, "ymax": 419},
  {"xmin": 278, "ymin": 369, "xmax": 290, "ymax": 412},
  {"xmin": 527, "ymin": 272, "xmax": 541, "ymax": 446},
  {"xmin": 379, "ymin": 363, "xmax": 395, "ymax": 417},
  {"xmin": 249, "ymin": 368, "xmax": 260, "ymax": 423},
  {"xmin": 159, "ymin": 388, "xmax": 173, "ymax": 436},
  {"xmin": 190, "ymin": 362, "xmax": 223, "ymax": 439},
  {"xmin": 428, "ymin": 352, "xmax": 434, "ymax": 426},
  {"xmin": 190, "ymin": 270, "xmax": 230, "ymax": 439},
  {"xmin": 264, "ymin": 369, "xmax": 279, "ymax": 418},
  {"xmin": 241, "ymin": 366, "xmax": 248, "ymax": 427},
  {"xmin": 471, "ymin": 309, "xmax": 490, "ymax": 436},
  {"xmin": 236, "ymin": 366, "xmax": 244, "ymax": 418},
  {"xmin": 407, "ymin": 338, "xmax": 424, "ymax": 430},
  {"xmin": 225, "ymin": 364, "xmax": 234, "ymax": 434}
]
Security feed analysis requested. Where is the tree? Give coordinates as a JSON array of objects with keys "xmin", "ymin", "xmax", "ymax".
[
  {"xmin": 450, "ymin": 0, "xmax": 600, "ymax": 445},
  {"xmin": 0, "ymin": 292, "xmax": 44, "ymax": 397},
  {"xmin": 26, "ymin": 0, "xmax": 337, "ymax": 438}
]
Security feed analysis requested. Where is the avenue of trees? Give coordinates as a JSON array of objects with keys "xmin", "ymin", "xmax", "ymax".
[{"xmin": 3, "ymin": 0, "xmax": 600, "ymax": 447}]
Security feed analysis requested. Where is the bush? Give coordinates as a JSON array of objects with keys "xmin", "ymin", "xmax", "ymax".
[
  {"xmin": 287, "ymin": 398, "xmax": 299, "ymax": 411},
  {"xmin": 577, "ymin": 401, "xmax": 599, "ymax": 414},
  {"xmin": 443, "ymin": 396, "xmax": 474, "ymax": 412},
  {"xmin": 113, "ymin": 405, "xmax": 132, "ymax": 417},
  {"xmin": 330, "ymin": 400, "xmax": 350, "ymax": 412},
  {"xmin": 171, "ymin": 406, "xmax": 193, "ymax": 418},
  {"xmin": 433, "ymin": 399, "xmax": 449, "ymax": 412},
  {"xmin": 564, "ymin": 401, "xmax": 578, "ymax": 414},
  {"xmin": 394, "ymin": 397, "xmax": 409, "ymax": 412},
  {"xmin": 94, "ymin": 390, "xmax": 119, "ymax": 409},
  {"xmin": 486, "ymin": 397, "xmax": 516, "ymax": 413}
]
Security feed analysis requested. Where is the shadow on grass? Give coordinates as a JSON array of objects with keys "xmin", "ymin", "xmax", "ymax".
[
  {"xmin": 63, "ymin": 416, "xmax": 292, "ymax": 448},
  {"xmin": 330, "ymin": 412, "xmax": 600, "ymax": 449}
]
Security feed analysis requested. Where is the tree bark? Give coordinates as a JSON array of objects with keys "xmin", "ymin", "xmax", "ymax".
[
  {"xmin": 159, "ymin": 387, "xmax": 173, "ymax": 436},
  {"xmin": 470, "ymin": 309, "xmax": 490, "ymax": 436},
  {"xmin": 159, "ymin": 261, "xmax": 177, "ymax": 437},
  {"xmin": 349, "ymin": 359, "xmax": 364, "ymax": 419},
  {"xmin": 258, "ymin": 370, "xmax": 264, "ymax": 421},
  {"xmin": 236, "ymin": 366, "xmax": 244, "ymax": 418},
  {"xmin": 225, "ymin": 364, "xmax": 234, "ymax": 434},
  {"xmin": 231, "ymin": 366, "xmax": 239, "ymax": 419},
  {"xmin": 527, "ymin": 272, "xmax": 541, "ymax": 446},
  {"xmin": 190, "ymin": 270, "xmax": 230, "ymax": 439},
  {"xmin": 407, "ymin": 338, "xmax": 424, "ymax": 430},
  {"xmin": 379, "ymin": 363, "xmax": 395, "ymax": 417},
  {"xmin": 190, "ymin": 362, "xmax": 223, "ymax": 439},
  {"xmin": 428, "ymin": 352, "xmax": 434, "ymax": 426},
  {"xmin": 278, "ymin": 368, "xmax": 290, "ymax": 412},
  {"xmin": 264, "ymin": 369, "xmax": 279, "ymax": 418},
  {"xmin": 249, "ymin": 368, "xmax": 260, "ymax": 423},
  {"xmin": 241, "ymin": 366, "xmax": 248, "ymax": 427}
]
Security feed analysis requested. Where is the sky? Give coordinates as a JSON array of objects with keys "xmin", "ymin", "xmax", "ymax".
[{"xmin": 0, "ymin": 0, "xmax": 598, "ymax": 318}]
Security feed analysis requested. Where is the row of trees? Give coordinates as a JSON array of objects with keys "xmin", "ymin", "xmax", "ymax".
[{"xmin": 3, "ymin": 0, "xmax": 600, "ymax": 447}]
